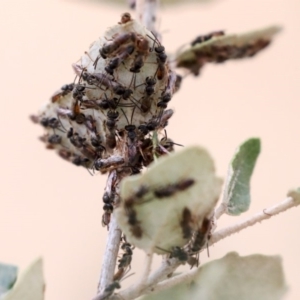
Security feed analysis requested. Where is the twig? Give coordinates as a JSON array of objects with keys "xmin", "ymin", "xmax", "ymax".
[
  {"xmin": 97, "ymin": 216, "xmax": 122, "ymax": 295},
  {"xmin": 118, "ymin": 258, "xmax": 181, "ymax": 299},
  {"xmin": 125, "ymin": 251, "xmax": 154, "ymax": 298},
  {"xmin": 146, "ymin": 266, "xmax": 198, "ymax": 295},
  {"xmin": 116, "ymin": 195, "xmax": 300, "ymax": 299},
  {"xmin": 95, "ymin": 170, "xmax": 122, "ymax": 298},
  {"xmin": 135, "ymin": 0, "xmax": 160, "ymax": 35},
  {"xmin": 140, "ymin": 251, "xmax": 154, "ymax": 288},
  {"xmin": 214, "ymin": 202, "xmax": 226, "ymax": 220},
  {"xmin": 210, "ymin": 196, "xmax": 300, "ymax": 246}
]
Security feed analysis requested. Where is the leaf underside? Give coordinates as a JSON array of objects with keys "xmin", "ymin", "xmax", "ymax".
[{"xmin": 222, "ymin": 138, "xmax": 261, "ymax": 216}]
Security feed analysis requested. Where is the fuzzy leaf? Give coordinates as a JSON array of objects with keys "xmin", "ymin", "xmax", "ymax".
[
  {"xmin": 0, "ymin": 263, "xmax": 18, "ymax": 296},
  {"xmin": 222, "ymin": 138, "xmax": 260, "ymax": 215},
  {"xmin": 193, "ymin": 252, "xmax": 287, "ymax": 300},
  {"xmin": 143, "ymin": 252, "xmax": 287, "ymax": 300},
  {"xmin": 115, "ymin": 146, "xmax": 222, "ymax": 253},
  {"xmin": 142, "ymin": 282, "xmax": 191, "ymax": 300},
  {"xmin": 1, "ymin": 258, "xmax": 44, "ymax": 300},
  {"xmin": 176, "ymin": 26, "xmax": 281, "ymax": 76}
]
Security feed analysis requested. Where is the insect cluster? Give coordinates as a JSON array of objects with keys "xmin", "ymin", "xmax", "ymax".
[{"xmin": 31, "ymin": 13, "xmax": 183, "ymax": 225}]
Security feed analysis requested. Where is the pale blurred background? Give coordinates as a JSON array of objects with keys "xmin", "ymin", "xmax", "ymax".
[{"xmin": 0, "ymin": 0, "xmax": 299, "ymax": 299}]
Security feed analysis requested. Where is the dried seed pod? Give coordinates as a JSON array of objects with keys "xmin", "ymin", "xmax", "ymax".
[{"xmin": 32, "ymin": 17, "xmax": 180, "ymax": 174}]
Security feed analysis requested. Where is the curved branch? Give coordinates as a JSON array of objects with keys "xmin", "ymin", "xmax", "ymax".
[{"xmin": 210, "ymin": 196, "xmax": 300, "ymax": 246}]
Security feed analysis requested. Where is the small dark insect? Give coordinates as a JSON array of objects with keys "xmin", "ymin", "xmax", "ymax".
[
  {"xmin": 154, "ymin": 178, "xmax": 195, "ymax": 199},
  {"xmin": 106, "ymin": 110, "xmax": 119, "ymax": 131},
  {"xmin": 140, "ymin": 94, "xmax": 153, "ymax": 113},
  {"xmin": 104, "ymin": 58, "xmax": 119, "ymax": 76},
  {"xmin": 100, "ymin": 281, "xmax": 121, "ymax": 300},
  {"xmin": 189, "ymin": 218, "xmax": 211, "ymax": 253},
  {"xmin": 94, "ymin": 156, "xmax": 124, "ymax": 171},
  {"xmin": 113, "ymin": 268, "xmax": 126, "ymax": 282},
  {"xmin": 125, "ymin": 124, "xmax": 136, "ymax": 143},
  {"xmin": 102, "ymin": 203, "xmax": 114, "ymax": 227},
  {"xmin": 29, "ymin": 115, "xmax": 39, "ymax": 124},
  {"xmin": 80, "ymin": 143, "xmax": 99, "ymax": 161},
  {"xmin": 105, "ymin": 281, "xmax": 121, "ymax": 291},
  {"xmin": 72, "ymin": 84, "xmax": 86, "ymax": 102},
  {"xmin": 94, "ymin": 32, "xmax": 136, "ymax": 67},
  {"xmin": 130, "ymin": 37, "xmax": 149, "ymax": 73},
  {"xmin": 157, "ymin": 72, "xmax": 177, "ymax": 108},
  {"xmin": 40, "ymin": 117, "xmax": 60, "ymax": 129},
  {"xmin": 180, "ymin": 207, "xmax": 194, "ymax": 239},
  {"xmin": 105, "ymin": 132, "xmax": 117, "ymax": 149},
  {"xmin": 58, "ymin": 149, "xmax": 71, "ymax": 161},
  {"xmin": 91, "ymin": 136, "xmax": 106, "ymax": 154},
  {"xmin": 69, "ymin": 98, "xmax": 86, "ymax": 124},
  {"xmin": 190, "ymin": 30, "xmax": 225, "ymax": 46},
  {"xmin": 139, "ymin": 138, "xmax": 154, "ymax": 166},
  {"xmin": 138, "ymin": 119, "xmax": 157, "ymax": 135},
  {"xmin": 81, "ymin": 72, "xmax": 97, "ymax": 85},
  {"xmin": 47, "ymin": 134, "xmax": 62, "ymax": 145},
  {"xmin": 174, "ymin": 74, "xmax": 182, "ymax": 94},
  {"xmin": 144, "ymin": 76, "xmax": 156, "ymax": 96},
  {"xmin": 119, "ymin": 12, "xmax": 132, "ymax": 24},
  {"xmin": 67, "ymin": 128, "xmax": 86, "ymax": 148},
  {"xmin": 156, "ymin": 246, "xmax": 189, "ymax": 262},
  {"xmin": 157, "ymin": 109, "xmax": 174, "ymax": 129},
  {"xmin": 126, "ymin": 207, "xmax": 143, "ymax": 238},
  {"xmin": 72, "ymin": 156, "xmax": 90, "ymax": 167},
  {"xmin": 117, "ymin": 242, "xmax": 134, "ymax": 270},
  {"xmin": 99, "ymin": 97, "xmax": 119, "ymax": 110},
  {"xmin": 51, "ymin": 83, "xmax": 74, "ymax": 103},
  {"xmin": 148, "ymin": 32, "xmax": 168, "ymax": 80},
  {"xmin": 86, "ymin": 72, "xmax": 112, "ymax": 91},
  {"xmin": 105, "ymin": 44, "xmax": 135, "ymax": 75},
  {"xmin": 156, "ymin": 134, "xmax": 182, "ymax": 156},
  {"xmin": 102, "ymin": 191, "xmax": 114, "ymax": 204},
  {"xmin": 80, "ymin": 99, "xmax": 100, "ymax": 110},
  {"xmin": 138, "ymin": 124, "xmax": 150, "ymax": 135},
  {"xmin": 123, "ymin": 185, "xmax": 149, "ymax": 209},
  {"xmin": 122, "ymin": 88, "xmax": 133, "ymax": 101}
]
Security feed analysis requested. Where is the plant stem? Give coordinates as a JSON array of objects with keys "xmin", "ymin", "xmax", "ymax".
[
  {"xmin": 98, "ymin": 217, "xmax": 122, "ymax": 293},
  {"xmin": 94, "ymin": 170, "xmax": 122, "ymax": 299},
  {"xmin": 210, "ymin": 195, "xmax": 300, "ymax": 246},
  {"xmin": 214, "ymin": 202, "xmax": 226, "ymax": 219},
  {"xmin": 136, "ymin": 0, "xmax": 160, "ymax": 35},
  {"xmin": 117, "ymin": 258, "xmax": 181, "ymax": 299}
]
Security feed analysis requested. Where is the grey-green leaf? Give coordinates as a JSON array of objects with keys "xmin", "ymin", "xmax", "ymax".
[
  {"xmin": 142, "ymin": 252, "xmax": 287, "ymax": 300},
  {"xmin": 223, "ymin": 138, "xmax": 260, "ymax": 215},
  {"xmin": 1, "ymin": 258, "xmax": 44, "ymax": 300},
  {"xmin": 193, "ymin": 252, "xmax": 287, "ymax": 300},
  {"xmin": 0, "ymin": 263, "xmax": 18, "ymax": 296}
]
